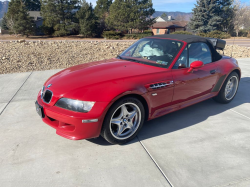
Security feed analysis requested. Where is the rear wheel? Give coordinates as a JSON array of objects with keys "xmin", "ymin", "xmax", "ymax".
[
  {"xmin": 101, "ymin": 97, "xmax": 145, "ymax": 145},
  {"xmin": 213, "ymin": 72, "xmax": 239, "ymax": 104}
]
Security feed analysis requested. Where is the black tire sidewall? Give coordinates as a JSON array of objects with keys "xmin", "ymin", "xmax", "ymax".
[
  {"xmin": 215, "ymin": 72, "xmax": 239, "ymax": 104},
  {"xmin": 101, "ymin": 97, "xmax": 145, "ymax": 145}
]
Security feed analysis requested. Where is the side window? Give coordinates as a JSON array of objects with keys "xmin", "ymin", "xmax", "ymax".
[
  {"xmin": 173, "ymin": 47, "xmax": 188, "ymax": 69},
  {"xmin": 188, "ymin": 42, "xmax": 212, "ymax": 65}
]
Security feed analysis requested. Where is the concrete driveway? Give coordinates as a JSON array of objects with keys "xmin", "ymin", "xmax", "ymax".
[{"xmin": 0, "ymin": 59, "xmax": 250, "ymax": 187}]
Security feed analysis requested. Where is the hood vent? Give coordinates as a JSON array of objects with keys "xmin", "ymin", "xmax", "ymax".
[{"xmin": 150, "ymin": 83, "xmax": 167, "ymax": 89}]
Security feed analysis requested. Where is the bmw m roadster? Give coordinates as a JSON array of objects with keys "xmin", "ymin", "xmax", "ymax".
[{"xmin": 36, "ymin": 34, "xmax": 241, "ymax": 144}]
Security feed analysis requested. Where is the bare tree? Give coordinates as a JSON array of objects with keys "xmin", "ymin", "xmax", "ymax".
[
  {"xmin": 7, "ymin": 16, "xmax": 17, "ymax": 36},
  {"xmin": 233, "ymin": 0, "xmax": 250, "ymax": 37},
  {"xmin": 175, "ymin": 14, "xmax": 186, "ymax": 21}
]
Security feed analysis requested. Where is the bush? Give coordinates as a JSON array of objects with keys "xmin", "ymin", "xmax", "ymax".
[
  {"xmin": 171, "ymin": 31, "xmax": 193, "ymax": 35},
  {"xmin": 197, "ymin": 32, "xmax": 207, "ymax": 37},
  {"xmin": 238, "ymin": 29, "xmax": 248, "ymax": 37},
  {"xmin": 124, "ymin": 32, "xmax": 153, "ymax": 39},
  {"xmin": 143, "ymin": 30, "xmax": 153, "ymax": 34},
  {"xmin": 247, "ymin": 33, "xmax": 250, "ymax": 38},
  {"xmin": 102, "ymin": 31, "xmax": 123, "ymax": 39},
  {"xmin": 197, "ymin": 31, "xmax": 231, "ymax": 39}
]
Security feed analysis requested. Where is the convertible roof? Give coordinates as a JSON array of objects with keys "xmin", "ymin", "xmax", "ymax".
[
  {"xmin": 148, "ymin": 34, "xmax": 223, "ymax": 62},
  {"xmin": 150, "ymin": 34, "xmax": 209, "ymax": 43}
]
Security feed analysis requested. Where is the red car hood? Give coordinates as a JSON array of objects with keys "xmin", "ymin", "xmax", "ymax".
[{"xmin": 44, "ymin": 59, "xmax": 166, "ymax": 98}]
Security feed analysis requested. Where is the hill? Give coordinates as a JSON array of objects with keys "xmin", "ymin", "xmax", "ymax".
[
  {"xmin": 152, "ymin": 11, "xmax": 192, "ymax": 21},
  {"xmin": 0, "ymin": 1, "xmax": 9, "ymax": 19}
]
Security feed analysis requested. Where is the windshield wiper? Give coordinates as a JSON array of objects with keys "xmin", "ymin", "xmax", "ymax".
[
  {"xmin": 117, "ymin": 56, "xmax": 144, "ymax": 64},
  {"xmin": 117, "ymin": 55, "xmax": 124, "ymax": 59}
]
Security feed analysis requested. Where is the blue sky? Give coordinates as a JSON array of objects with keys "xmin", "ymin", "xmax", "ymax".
[
  {"xmin": 151, "ymin": 0, "xmax": 250, "ymax": 12},
  {"xmin": 0, "ymin": 0, "xmax": 249, "ymax": 13}
]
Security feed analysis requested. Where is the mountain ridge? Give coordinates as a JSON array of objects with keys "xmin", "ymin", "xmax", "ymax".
[{"xmin": 0, "ymin": 1, "xmax": 9, "ymax": 19}]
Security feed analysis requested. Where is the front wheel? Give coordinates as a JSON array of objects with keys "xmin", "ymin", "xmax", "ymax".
[
  {"xmin": 101, "ymin": 97, "xmax": 145, "ymax": 145},
  {"xmin": 213, "ymin": 72, "xmax": 239, "ymax": 104}
]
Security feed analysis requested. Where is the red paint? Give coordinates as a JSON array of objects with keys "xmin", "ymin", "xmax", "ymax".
[{"xmin": 36, "ymin": 38, "xmax": 241, "ymax": 141}]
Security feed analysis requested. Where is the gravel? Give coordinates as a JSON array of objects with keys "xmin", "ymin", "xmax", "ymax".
[{"xmin": 0, "ymin": 41, "xmax": 249, "ymax": 74}]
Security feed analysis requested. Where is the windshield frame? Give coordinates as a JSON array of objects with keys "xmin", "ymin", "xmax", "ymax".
[{"xmin": 118, "ymin": 38, "xmax": 184, "ymax": 69}]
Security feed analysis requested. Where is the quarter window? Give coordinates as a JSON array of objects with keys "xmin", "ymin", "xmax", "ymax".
[{"xmin": 188, "ymin": 43, "xmax": 212, "ymax": 65}]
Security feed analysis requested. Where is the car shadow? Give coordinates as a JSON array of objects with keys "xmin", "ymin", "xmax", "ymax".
[{"xmin": 87, "ymin": 77, "xmax": 250, "ymax": 146}]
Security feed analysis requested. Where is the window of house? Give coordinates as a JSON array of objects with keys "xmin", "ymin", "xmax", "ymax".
[{"xmin": 156, "ymin": 29, "xmax": 160, "ymax": 34}]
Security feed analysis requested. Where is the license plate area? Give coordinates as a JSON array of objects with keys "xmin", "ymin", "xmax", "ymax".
[{"xmin": 35, "ymin": 101, "xmax": 44, "ymax": 118}]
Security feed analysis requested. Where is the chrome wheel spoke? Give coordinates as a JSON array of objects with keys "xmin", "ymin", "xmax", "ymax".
[
  {"xmin": 111, "ymin": 118, "xmax": 122, "ymax": 125},
  {"xmin": 116, "ymin": 124, "xmax": 126, "ymax": 136},
  {"xmin": 128, "ymin": 108, "xmax": 137, "ymax": 120},
  {"xmin": 121, "ymin": 105, "xmax": 129, "ymax": 117}
]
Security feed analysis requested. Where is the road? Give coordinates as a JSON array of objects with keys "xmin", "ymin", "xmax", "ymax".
[
  {"xmin": 225, "ymin": 39, "xmax": 250, "ymax": 47},
  {"xmin": 0, "ymin": 59, "xmax": 250, "ymax": 187}
]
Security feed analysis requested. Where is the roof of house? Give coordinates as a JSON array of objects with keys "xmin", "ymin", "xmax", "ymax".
[
  {"xmin": 28, "ymin": 11, "xmax": 42, "ymax": 21},
  {"xmin": 152, "ymin": 21, "xmax": 188, "ymax": 29}
]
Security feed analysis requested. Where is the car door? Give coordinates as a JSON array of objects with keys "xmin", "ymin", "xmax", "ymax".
[{"xmin": 171, "ymin": 42, "xmax": 219, "ymax": 104}]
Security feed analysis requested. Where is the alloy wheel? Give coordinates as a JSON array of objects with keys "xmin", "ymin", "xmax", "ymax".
[
  {"xmin": 225, "ymin": 76, "xmax": 238, "ymax": 100},
  {"xmin": 109, "ymin": 103, "xmax": 141, "ymax": 140}
]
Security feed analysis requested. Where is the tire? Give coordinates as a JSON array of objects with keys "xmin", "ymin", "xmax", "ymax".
[
  {"xmin": 101, "ymin": 97, "xmax": 145, "ymax": 145},
  {"xmin": 213, "ymin": 72, "xmax": 239, "ymax": 104}
]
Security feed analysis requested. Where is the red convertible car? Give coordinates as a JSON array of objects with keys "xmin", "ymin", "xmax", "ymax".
[{"xmin": 36, "ymin": 34, "xmax": 241, "ymax": 144}]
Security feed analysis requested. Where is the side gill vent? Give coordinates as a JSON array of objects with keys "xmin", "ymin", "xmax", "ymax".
[{"xmin": 150, "ymin": 83, "xmax": 167, "ymax": 89}]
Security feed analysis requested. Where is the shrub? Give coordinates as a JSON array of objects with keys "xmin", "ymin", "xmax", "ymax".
[
  {"xmin": 124, "ymin": 32, "xmax": 153, "ymax": 39},
  {"xmin": 171, "ymin": 31, "xmax": 193, "ymax": 35},
  {"xmin": 197, "ymin": 31, "xmax": 231, "ymax": 39},
  {"xmin": 197, "ymin": 32, "xmax": 207, "ymax": 37},
  {"xmin": 143, "ymin": 30, "xmax": 153, "ymax": 34},
  {"xmin": 102, "ymin": 31, "xmax": 123, "ymax": 39},
  {"xmin": 238, "ymin": 29, "xmax": 248, "ymax": 37},
  {"xmin": 53, "ymin": 30, "xmax": 69, "ymax": 37},
  {"xmin": 247, "ymin": 33, "xmax": 250, "ymax": 38}
]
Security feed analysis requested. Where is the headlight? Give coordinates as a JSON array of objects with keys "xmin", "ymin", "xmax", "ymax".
[{"xmin": 55, "ymin": 98, "xmax": 95, "ymax": 112}]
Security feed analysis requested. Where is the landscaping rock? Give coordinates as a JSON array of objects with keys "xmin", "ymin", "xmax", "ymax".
[{"xmin": 0, "ymin": 41, "xmax": 248, "ymax": 74}]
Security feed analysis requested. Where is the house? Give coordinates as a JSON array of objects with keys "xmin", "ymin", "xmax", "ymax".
[
  {"xmin": 0, "ymin": 26, "xmax": 9, "ymax": 34},
  {"xmin": 28, "ymin": 11, "xmax": 43, "ymax": 27},
  {"xmin": 154, "ymin": 15, "xmax": 174, "ymax": 22},
  {"xmin": 151, "ymin": 21, "xmax": 188, "ymax": 35}
]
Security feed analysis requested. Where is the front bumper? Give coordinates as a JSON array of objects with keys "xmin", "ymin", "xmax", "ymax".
[{"xmin": 36, "ymin": 94, "xmax": 109, "ymax": 140}]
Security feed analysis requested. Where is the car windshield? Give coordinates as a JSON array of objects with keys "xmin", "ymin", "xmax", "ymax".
[{"xmin": 118, "ymin": 38, "xmax": 183, "ymax": 68}]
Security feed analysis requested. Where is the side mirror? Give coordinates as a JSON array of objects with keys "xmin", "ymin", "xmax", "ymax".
[{"xmin": 187, "ymin": 61, "xmax": 204, "ymax": 73}]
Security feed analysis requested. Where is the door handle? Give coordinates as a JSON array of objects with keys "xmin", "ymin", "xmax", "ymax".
[{"xmin": 210, "ymin": 70, "xmax": 216, "ymax": 74}]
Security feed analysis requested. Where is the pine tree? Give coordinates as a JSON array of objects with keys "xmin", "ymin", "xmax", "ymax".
[
  {"xmin": 41, "ymin": 0, "xmax": 80, "ymax": 36},
  {"xmin": 23, "ymin": 0, "xmax": 41, "ymax": 11},
  {"xmin": 94, "ymin": 0, "xmax": 112, "ymax": 33},
  {"xmin": 107, "ymin": 0, "xmax": 154, "ymax": 32},
  {"xmin": 76, "ymin": 1, "xmax": 98, "ymax": 37},
  {"xmin": 5, "ymin": 0, "xmax": 35, "ymax": 35},
  {"xmin": 94, "ymin": 0, "xmax": 112, "ymax": 18},
  {"xmin": 13, "ymin": 4, "xmax": 35, "ymax": 36},
  {"xmin": 1, "ymin": 13, "xmax": 9, "ymax": 30},
  {"xmin": 189, "ymin": 0, "xmax": 222, "ymax": 33},
  {"xmin": 161, "ymin": 13, "xmax": 167, "ymax": 18},
  {"xmin": 217, "ymin": 0, "xmax": 234, "ymax": 32}
]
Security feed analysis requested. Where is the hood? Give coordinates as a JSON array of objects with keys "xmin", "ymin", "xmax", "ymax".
[{"xmin": 44, "ymin": 59, "xmax": 166, "ymax": 101}]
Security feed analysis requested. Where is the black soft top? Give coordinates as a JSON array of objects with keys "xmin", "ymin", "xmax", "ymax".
[{"xmin": 149, "ymin": 34, "xmax": 223, "ymax": 62}]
